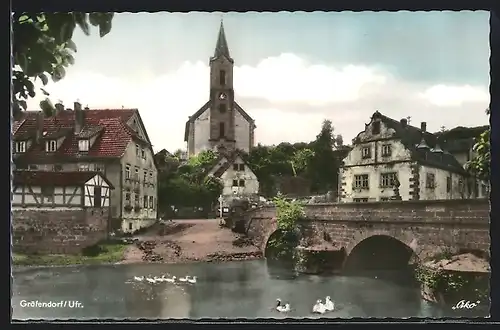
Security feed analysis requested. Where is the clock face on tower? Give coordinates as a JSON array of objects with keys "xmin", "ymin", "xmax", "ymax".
[{"xmin": 218, "ymin": 92, "xmax": 227, "ymax": 100}]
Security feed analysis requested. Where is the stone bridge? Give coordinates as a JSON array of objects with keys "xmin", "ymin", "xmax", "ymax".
[{"xmin": 243, "ymin": 199, "xmax": 490, "ymax": 265}]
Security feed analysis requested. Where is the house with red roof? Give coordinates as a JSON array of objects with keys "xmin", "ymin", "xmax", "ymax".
[{"xmin": 12, "ymin": 101, "xmax": 158, "ymax": 233}]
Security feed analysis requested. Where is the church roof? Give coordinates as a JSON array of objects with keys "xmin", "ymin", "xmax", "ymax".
[
  {"xmin": 212, "ymin": 20, "xmax": 232, "ymax": 62},
  {"xmin": 183, "ymin": 101, "xmax": 255, "ymax": 142}
]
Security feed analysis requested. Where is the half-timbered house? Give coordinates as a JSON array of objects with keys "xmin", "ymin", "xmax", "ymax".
[{"xmin": 12, "ymin": 171, "xmax": 114, "ymax": 208}]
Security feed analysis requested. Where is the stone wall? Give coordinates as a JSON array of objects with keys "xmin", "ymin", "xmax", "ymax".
[
  {"xmin": 244, "ymin": 199, "xmax": 490, "ymax": 259},
  {"xmin": 12, "ymin": 208, "xmax": 109, "ymax": 254}
]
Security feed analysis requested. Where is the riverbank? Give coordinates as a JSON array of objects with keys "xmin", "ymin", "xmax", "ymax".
[
  {"xmin": 13, "ymin": 220, "xmax": 263, "ymax": 267},
  {"xmin": 12, "ymin": 241, "xmax": 129, "ymax": 266},
  {"xmin": 118, "ymin": 220, "xmax": 262, "ymax": 264}
]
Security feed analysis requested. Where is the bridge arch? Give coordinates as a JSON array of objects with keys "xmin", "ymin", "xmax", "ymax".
[{"xmin": 343, "ymin": 231, "xmax": 420, "ymax": 271}]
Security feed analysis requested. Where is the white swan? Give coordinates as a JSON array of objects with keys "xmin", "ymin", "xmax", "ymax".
[
  {"xmin": 179, "ymin": 276, "xmax": 188, "ymax": 282},
  {"xmin": 277, "ymin": 303, "xmax": 291, "ymax": 313},
  {"xmin": 165, "ymin": 276, "xmax": 176, "ymax": 283},
  {"xmin": 146, "ymin": 277, "xmax": 157, "ymax": 284},
  {"xmin": 134, "ymin": 276, "xmax": 144, "ymax": 282},
  {"xmin": 312, "ymin": 299, "xmax": 326, "ymax": 314},
  {"xmin": 324, "ymin": 296, "xmax": 334, "ymax": 311},
  {"xmin": 187, "ymin": 276, "xmax": 197, "ymax": 284}
]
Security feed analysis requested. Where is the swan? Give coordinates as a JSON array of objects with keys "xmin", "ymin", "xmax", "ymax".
[
  {"xmin": 324, "ymin": 296, "xmax": 334, "ymax": 311},
  {"xmin": 179, "ymin": 276, "xmax": 188, "ymax": 282},
  {"xmin": 134, "ymin": 276, "xmax": 144, "ymax": 282},
  {"xmin": 165, "ymin": 276, "xmax": 176, "ymax": 283},
  {"xmin": 146, "ymin": 277, "xmax": 157, "ymax": 284},
  {"xmin": 312, "ymin": 299, "xmax": 326, "ymax": 314},
  {"xmin": 277, "ymin": 303, "xmax": 291, "ymax": 313},
  {"xmin": 187, "ymin": 276, "xmax": 197, "ymax": 284}
]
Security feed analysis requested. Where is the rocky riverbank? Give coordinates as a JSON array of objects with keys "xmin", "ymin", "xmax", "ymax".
[{"xmin": 117, "ymin": 220, "xmax": 262, "ymax": 265}]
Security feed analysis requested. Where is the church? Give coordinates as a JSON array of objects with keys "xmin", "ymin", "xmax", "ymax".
[
  {"xmin": 183, "ymin": 21, "xmax": 260, "ymax": 199},
  {"xmin": 184, "ymin": 21, "xmax": 256, "ymax": 157}
]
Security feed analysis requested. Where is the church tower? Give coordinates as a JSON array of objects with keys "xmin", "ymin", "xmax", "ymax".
[{"xmin": 208, "ymin": 20, "xmax": 236, "ymax": 151}]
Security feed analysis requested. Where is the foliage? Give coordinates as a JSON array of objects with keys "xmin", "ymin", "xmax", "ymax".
[
  {"xmin": 157, "ymin": 150, "xmax": 222, "ymax": 215},
  {"xmin": 466, "ymin": 128, "xmax": 490, "ymax": 181},
  {"xmin": 266, "ymin": 194, "xmax": 305, "ymax": 261},
  {"xmin": 245, "ymin": 120, "xmax": 343, "ymax": 197},
  {"xmin": 12, "ymin": 12, "xmax": 114, "ymax": 117}
]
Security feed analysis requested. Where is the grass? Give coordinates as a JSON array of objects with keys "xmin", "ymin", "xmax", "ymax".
[{"xmin": 12, "ymin": 242, "xmax": 129, "ymax": 266}]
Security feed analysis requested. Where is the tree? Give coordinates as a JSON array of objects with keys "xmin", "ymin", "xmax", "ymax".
[
  {"xmin": 466, "ymin": 108, "xmax": 490, "ymax": 181},
  {"xmin": 308, "ymin": 120, "xmax": 342, "ymax": 193},
  {"xmin": 13, "ymin": 12, "xmax": 114, "ymax": 117}
]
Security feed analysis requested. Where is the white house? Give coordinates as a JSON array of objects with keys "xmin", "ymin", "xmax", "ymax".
[
  {"xmin": 208, "ymin": 150, "xmax": 259, "ymax": 199},
  {"xmin": 340, "ymin": 111, "xmax": 475, "ymax": 203},
  {"xmin": 12, "ymin": 170, "xmax": 114, "ymax": 209}
]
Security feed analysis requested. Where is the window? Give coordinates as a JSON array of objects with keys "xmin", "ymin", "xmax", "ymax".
[
  {"xmin": 125, "ymin": 165, "xmax": 131, "ymax": 179},
  {"xmin": 94, "ymin": 187, "xmax": 102, "ymax": 207},
  {"xmin": 134, "ymin": 194, "xmax": 140, "ymax": 206},
  {"xmin": 239, "ymin": 164, "xmax": 245, "ymax": 171},
  {"xmin": 143, "ymin": 171, "xmax": 148, "ymax": 184},
  {"xmin": 78, "ymin": 139, "xmax": 89, "ymax": 152},
  {"xmin": 135, "ymin": 144, "xmax": 140, "ymax": 158},
  {"xmin": 94, "ymin": 164, "xmax": 104, "ymax": 173},
  {"xmin": 79, "ymin": 164, "xmax": 90, "ymax": 171},
  {"xmin": 41, "ymin": 186, "xmax": 54, "ymax": 202},
  {"xmin": 150, "ymin": 172, "xmax": 154, "ymax": 185},
  {"xmin": 141, "ymin": 148, "xmax": 146, "ymax": 160},
  {"xmin": 426, "ymin": 173, "xmax": 435, "ymax": 189},
  {"xmin": 15, "ymin": 141, "xmax": 26, "ymax": 153},
  {"xmin": 353, "ymin": 198, "xmax": 368, "ymax": 203},
  {"xmin": 134, "ymin": 167, "xmax": 139, "ymax": 181},
  {"xmin": 372, "ymin": 121, "xmax": 381, "ymax": 135},
  {"xmin": 125, "ymin": 193, "xmax": 131, "ymax": 205},
  {"xmin": 232, "ymin": 179, "xmax": 238, "ymax": 187},
  {"xmin": 219, "ymin": 103, "xmax": 226, "ymax": 113},
  {"xmin": 46, "ymin": 140, "xmax": 57, "ymax": 152},
  {"xmin": 54, "ymin": 164, "xmax": 62, "ymax": 171},
  {"xmin": 149, "ymin": 196, "xmax": 154, "ymax": 209},
  {"xmin": 219, "ymin": 122, "xmax": 225, "ymax": 138},
  {"xmin": 380, "ymin": 172, "xmax": 398, "ymax": 188},
  {"xmin": 128, "ymin": 223, "xmax": 133, "ymax": 230},
  {"xmin": 381, "ymin": 144, "xmax": 392, "ymax": 157},
  {"xmin": 446, "ymin": 176, "xmax": 452, "ymax": 193},
  {"xmin": 143, "ymin": 194, "xmax": 149, "ymax": 208},
  {"xmin": 380, "ymin": 197, "xmax": 390, "ymax": 201},
  {"xmin": 219, "ymin": 70, "xmax": 226, "ymax": 86},
  {"xmin": 238, "ymin": 179, "xmax": 245, "ymax": 187},
  {"xmin": 361, "ymin": 147, "xmax": 371, "ymax": 159},
  {"xmin": 354, "ymin": 174, "xmax": 369, "ymax": 189},
  {"xmin": 233, "ymin": 164, "xmax": 239, "ymax": 171}
]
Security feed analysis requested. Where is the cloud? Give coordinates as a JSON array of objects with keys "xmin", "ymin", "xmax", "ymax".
[{"xmin": 26, "ymin": 53, "xmax": 489, "ymax": 152}]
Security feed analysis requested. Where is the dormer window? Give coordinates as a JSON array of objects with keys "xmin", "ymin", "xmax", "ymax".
[
  {"xmin": 15, "ymin": 141, "xmax": 26, "ymax": 153},
  {"xmin": 46, "ymin": 140, "xmax": 57, "ymax": 152},
  {"xmin": 78, "ymin": 139, "xmax": 89, "ymax": 152}
]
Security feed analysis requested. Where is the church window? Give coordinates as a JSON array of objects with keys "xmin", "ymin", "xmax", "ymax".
[
  {"xmin": 219, "ymin": 70, "xmax": 226, "ymax": 86},
  {"xmin": 219, "ymin": 103, "xmax": 226, "ymax": 113},
  {"xmin": 219, "ymin": 122, "xmax": 225, "ymax": 138}
]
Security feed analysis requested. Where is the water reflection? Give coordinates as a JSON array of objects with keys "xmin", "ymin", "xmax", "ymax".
[{"xmin": 12, "ymin": 260, "xmax": 488, "ymax": 319}]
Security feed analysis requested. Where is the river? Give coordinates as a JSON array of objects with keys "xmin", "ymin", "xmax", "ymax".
[{"xmin": 11, "ymin": 260, "xmax": 489, "ymax": 320}]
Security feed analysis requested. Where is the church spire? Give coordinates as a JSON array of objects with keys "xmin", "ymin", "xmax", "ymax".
[{"xmin": 214, "ymin": 19, "xmax": 231, "ymax": 59}]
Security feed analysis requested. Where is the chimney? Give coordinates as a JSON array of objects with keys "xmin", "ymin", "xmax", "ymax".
[
  {"xmin": 74, "ymin": 105, "xmax": 85, "ymax": 134},
  {"xmin": 400, "ymin": 118, "xmax": 407, "ymax": 128},
  {"xmin": 74, "ymin": 101, "xmax": 82, "ymax": 111},
  {"xmin": 420, "ymin": 122, "xmax": 427, "ymax": 132},
  {"xmin": 35, "ymin": 112, "xmax": 44, "ymax": 142},
  {"xmin": 55, "ymin": 102, "xmax": 64, "ymax": 115}
]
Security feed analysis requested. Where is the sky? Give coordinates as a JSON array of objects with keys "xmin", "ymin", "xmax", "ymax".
[{"xmin": 26, "ymin": 11, "xmax": 491, "ymax": 153}]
